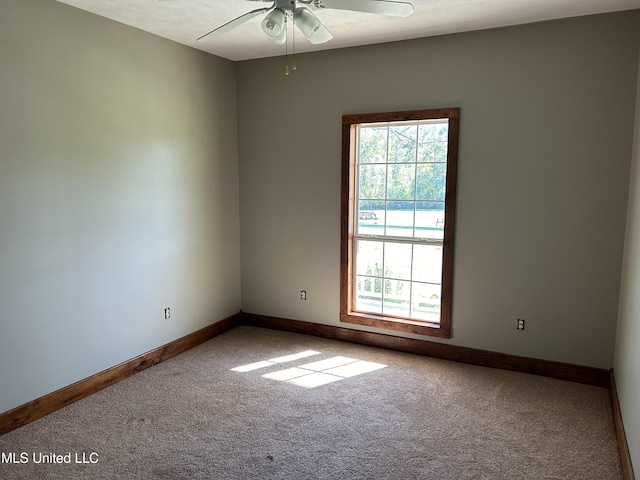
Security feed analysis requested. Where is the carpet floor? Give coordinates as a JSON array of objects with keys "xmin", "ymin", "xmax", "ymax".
[{"xmin": 0, "ymin": 325, "xmax": 621, "ymax": 479}]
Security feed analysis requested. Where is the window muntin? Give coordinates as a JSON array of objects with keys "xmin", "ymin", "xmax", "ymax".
[{"xmin": 340, "ymin": 109, "xmax": 459, "ymax": 338}]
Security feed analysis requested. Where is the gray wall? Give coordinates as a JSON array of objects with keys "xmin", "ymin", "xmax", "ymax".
[
  {"xmin": 0, "ymin": 0, "xmax": 241, "ymax": 413},
  {"xmin": 237, "ymin": 11, "xmax": 640, "ymax": 369},
  {"xmin": 615, "ymin": 51, "xmax": 640, "ymax": 475}
]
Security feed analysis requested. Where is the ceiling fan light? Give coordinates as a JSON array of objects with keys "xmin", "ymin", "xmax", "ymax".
[
  {"xmin": 307, "ymin": 23, "xmax": 333, "ymax": 44},
  {"xmin": 294, "ymin": 8, "xmax": 333, "ymax": 44},
  {"xmin": 261, "ymin": 8, "xmax": 286, "ymax": 44}
]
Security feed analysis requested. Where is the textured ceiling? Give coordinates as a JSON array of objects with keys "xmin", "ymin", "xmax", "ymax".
[{"xmin": 56, "ymin": 0, "xmax": 640, "ymax": 61}]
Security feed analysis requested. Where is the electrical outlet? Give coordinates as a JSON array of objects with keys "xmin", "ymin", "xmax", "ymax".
[
  {"xmin": 165, "ymin": 307, "xmax": 171, "ymax": 319},
  {"xmin": 300, "ymin": 290, "xmax": 307, "ymax": 301},
  {"xmin": 517, "ymin": 318, "xmax": 525, "ymax": 330}
]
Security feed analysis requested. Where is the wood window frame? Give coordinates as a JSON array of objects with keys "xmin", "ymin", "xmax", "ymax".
[{"xmin": 340, "ymin": 108, "xmax": 459, "ymax": 339}]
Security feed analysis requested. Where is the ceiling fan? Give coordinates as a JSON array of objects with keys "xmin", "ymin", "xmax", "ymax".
[{"xmin": 197, "ymin": 0, "xmax": 415, "ymax": 45}]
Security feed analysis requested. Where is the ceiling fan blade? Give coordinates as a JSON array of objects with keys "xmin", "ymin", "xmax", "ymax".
[
  {"xmin": 316, "ymin": 0, "xmax": 414, "ymax": 17},
  {"xmin": 198, "ymin": 7, "xmax": 272, "ymax": 41}
]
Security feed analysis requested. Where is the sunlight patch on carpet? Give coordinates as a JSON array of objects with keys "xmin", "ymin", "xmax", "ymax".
[
  {"xmin": 231, "ymin": 360, "xmax": 275, "ymax": 372},
  {"xmin": 262, "ymin": 368, "xmax": 314, "ymax": 381},
  {"xmin": 231, "ymin": 350, "xmax": 321, "ymax": 372},
  {"xmin": 232, "ymin": 352, "xmax": 387, "ymax": 388},
  {"xmin": 269, "ymin": 350, "xmax": 321, "ymax": 363},
  {"xmin": 324, "ymin": 360, "xmax": 388, "ymax": 378},
  {"xmin": 288, "ymin": 372, "xmax": 343, "ymax": 388},
  {"xmin": 298, "ymin": 356, "xmax": 358, "ymax": 371}
]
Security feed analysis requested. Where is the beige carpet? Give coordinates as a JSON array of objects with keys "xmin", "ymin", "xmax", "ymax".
[{"xmin": 0, "ymin": 326, "xmax": 621, "ymax": 479}]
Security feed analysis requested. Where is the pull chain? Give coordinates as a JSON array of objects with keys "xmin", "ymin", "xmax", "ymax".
[
  {"xmin": 284, "ymin": 15, "xmax": 289, "ymax": 75},
  {"xmin": 284, "ymin": 12, "xmax": 297, "ymax": 75},
  {"xmin": 291, "ymin": 12, "xmax": 297, "ymax": 71}
]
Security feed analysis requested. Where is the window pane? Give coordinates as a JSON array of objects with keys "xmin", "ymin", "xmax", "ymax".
[
  {"xmin": 412, "ymin": 245, "xmax": 443, "ymax": 284},
  {"xmin": 359, "ymin": 164, "xmax": 386, "ymax": 201},
  {"xmin": 419, "ymin": 121, "xmax": 448, "ymax": 142},
  {"xmin": 389, "ymin": 125, "xmax": 417, "ymax": 163},
  {"xmin": 411, "ymin": 282, "xmax": 441, "ymax": 323},
  {"xmin": 355, "ymin": 275, "xmax": 382, "ymax": 313},
  {"xmin": 359, "ymin": 126, "xmax": 388, "ymax": 163},
  {"xmin": 418, "ymin": 141, "xmax": 448, "ymax": 164},
  {"xmin": 415, "ymin": 203, "xmax": 444, "ymax": 240},
  {"xmin": 383, "ymin": 280, "xmax": 411, "ymax": 318},
  {"xmin": 416, "ymin": 163, "xmax": 446, "ymax": 201},
  {"xmin": 418, "ymin": 122, "xmax": 448, "ymax": 163},
  {"xmin": 387, "ymin": 163, "xmax": 416, "ymax": 200},
  {"xmin": 384, "ymin": 242, "xmax": 412, "ymax": 280},
  {"xmin": 356, "ymin": 202, "xmax": 384, "ymax": 235},
  {"xmin": 355, "ymin": 240, "xmax": 383, "ymax": 276},
  {"xmin": 385, "ymin": 202, "xmax": 414, "ymax": 238}
]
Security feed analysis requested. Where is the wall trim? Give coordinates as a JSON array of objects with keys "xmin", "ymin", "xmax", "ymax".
[
  {"xmin": 610, "ymin": 370, "xmax": 636, "ymax": 480},
  {"xmin": 0, "ymin": 312, "xmax": 242, "ymax": 436},
  {"xmin": 241, "ymin": 312, "xmax": 610, "ymax": 387}
]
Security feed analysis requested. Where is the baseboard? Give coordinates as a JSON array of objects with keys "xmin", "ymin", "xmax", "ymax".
[
  {"xmin": 240, "ymin": 312, "xmax": 610, "ymax": 388},
  {"xmin": 610, "ymin": 370, "xmax": 636, "ymax": 480},
  {"xmin": 0, "ymin": 311, "xmax": 242, "ymax": 436}
]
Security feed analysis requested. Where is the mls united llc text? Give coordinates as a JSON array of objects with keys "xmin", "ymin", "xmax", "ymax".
[{"xmin": 1, "ymin": 452, "xmax": 99, "ymax": 464}]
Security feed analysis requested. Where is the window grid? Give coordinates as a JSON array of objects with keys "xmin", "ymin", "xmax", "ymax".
[{"xmin": 352, "ymin": 120, "xmax": 447, "ymax": 323}]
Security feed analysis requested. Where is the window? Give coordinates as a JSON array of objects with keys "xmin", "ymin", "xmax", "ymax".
[{"xmin": 340, "ymin": 108, "xmax": 459, "ymax": 338}]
